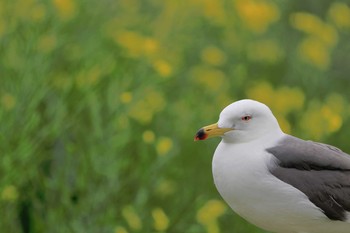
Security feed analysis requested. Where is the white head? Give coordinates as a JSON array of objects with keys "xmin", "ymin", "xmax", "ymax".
[{"xmin": 194, "ymin": 99, "xmax": 282, "ymax": 143}]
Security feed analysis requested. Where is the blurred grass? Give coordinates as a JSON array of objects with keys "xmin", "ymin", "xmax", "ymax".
[{"xmin": 1, "ymin": 0, "xmax": 350, "ymax": 232}]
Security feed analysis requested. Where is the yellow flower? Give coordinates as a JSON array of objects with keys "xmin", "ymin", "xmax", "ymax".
[
  {"xmin": 274, "ymin": 87, "xmax": 305, "ymax": 114},
  {"xmin": 290, "ymin": 12, "xmax": 323, "ymax": 35},
  {"xmin": 298, "ymin": 37, "xmax": 329, "ymax": 69},
  {"xmin": 201, "ymin": 0, "xmax": 226, "ymax": 24},
  {"xmin": 328, "ymin": 114, "xmax": 342, "ymax": 133},
  {"xmin": 128, "ymin": 100, "xmax": 153, "ymax": 124},
  {"xmin": 52, "ymin": 0, "xmax": 76, "ymax": 21},
  {"xmin": 325, "ymin": 93, "xmax": 345, "ymax": 114},
  {"xmin": 197, "ymin": 200, "xmax": 226, "ymax": 233},
  {"xmin": 197, "ymin": 199, "xmax": 227, "ymax": 224},
  {"xmin": 114, "ymin": 31, "xmax": 160, "ymax": 58},
  {"xmin": 201, "ymin": 46, "xmax": 227, "ymax": 66},
  {"xmin": 323, "ymin": 94, "xmax": 345, "ymax": 133},
  {"xmin": 156, "ymin": 137, "xmax": 173, "ymax": 156},
  {"xmin": 122, "ymin": 206, "xmax": 142, "ymax": 231},
  {"xmin": 318, "ymin": 23, "xmax": 338, "ymax": 47},
  {"xmin": 1, "ymin": 93, "xmax": 16, "ymax": 110},
  {"xmin": 144, "ymin": 38, "xmax": 159, "ymax": 55},
  {"xmin": 153, "ymin": 60, "xmax": 173, "ymax": 78},
  {"xmin": 290, "ymin": 13, "xmax": 338, "ymax": 47},
  {"xmin": 300, "ymin": 97, "xmax": 345, "ymax": 139},
  {"xmin": 246, "ymin": 84, "xmax": 304, "ymax": 134},
  {"xmin": 328, "ymin": 2, "xmax": 350, "ymax": 29},
  {"xmin": 114, "ymin": 226, "xmax": 128, "ymax": 233},
  {"xmin": 152, "ymin": 208, "xmax": 169, "ymax": 231},
  {"xmin": 120, "ymin": 92, "xmax": 133, "ymax": 104},
  {"xmin": 246, "ymin": 82, "xmax": 274, "ymax": 106},
  {"xmin": 235, "ymin": 0, "xmax": 280, "ymax": 33},
  {"xmin": 321, "ymin": 105, "xmax": 342, "ymax": 133},
  {"xmin": 142, "ymin": 130, "xmax": 155, "ymax": 144},
  {"xmin": 205, "ymin": 221, "xmax": 220, "ymax": 233},
  {"xmin": 1, "ymin": 185, "xmax": 19, "ymax": 201}
]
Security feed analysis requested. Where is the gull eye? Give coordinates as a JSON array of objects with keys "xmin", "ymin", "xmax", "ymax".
[{"xmin": 241, "ymin": 115, "xmax": 252, "ymax": 121}]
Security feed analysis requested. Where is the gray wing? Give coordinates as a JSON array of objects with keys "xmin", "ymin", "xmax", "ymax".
[{"xmin": 266, "ymin": 135, "xmax": 350, "ymax": 221}]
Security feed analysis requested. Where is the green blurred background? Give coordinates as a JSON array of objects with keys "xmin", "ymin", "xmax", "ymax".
[{"xmin": 1, "ymin": 0, "xmax": 350, "ymax": 232}]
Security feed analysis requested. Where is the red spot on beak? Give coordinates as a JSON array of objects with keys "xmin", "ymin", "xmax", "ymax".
[{"xmin": 194, "ymin": 128, "xmax": 208, "ymax": 141}]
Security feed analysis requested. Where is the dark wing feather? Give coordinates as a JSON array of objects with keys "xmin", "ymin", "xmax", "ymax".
[{"xmin": 267, "ymin": 135, "xmax": 350, "ymax": 221}]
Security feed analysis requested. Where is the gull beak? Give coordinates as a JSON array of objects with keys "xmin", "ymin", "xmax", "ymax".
[{"xmin": 194, "ymin": 123, "xmax": 233, "ymax": 141}]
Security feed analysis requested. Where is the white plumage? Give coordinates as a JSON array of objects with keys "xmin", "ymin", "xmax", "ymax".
[{"xmin": 195, "ymin": 99, "xmax": 350, "ymax": 233}]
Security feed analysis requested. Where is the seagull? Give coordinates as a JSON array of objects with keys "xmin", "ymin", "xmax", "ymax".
[{"xmin": 194, "ymin": 99, "xmax": 350, "ymax": 233}]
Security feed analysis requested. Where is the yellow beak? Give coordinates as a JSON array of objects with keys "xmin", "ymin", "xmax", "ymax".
[{"xmin": 194, "ymin": 123, "xmax": 233, "ymax": 141}]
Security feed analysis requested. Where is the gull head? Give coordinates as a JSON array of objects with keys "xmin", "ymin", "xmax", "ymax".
[{"xmin": 194, "ymin": 99, "xmax": 282, "ymax": 143}]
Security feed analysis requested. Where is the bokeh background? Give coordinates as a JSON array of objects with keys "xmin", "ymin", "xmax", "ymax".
[{"xmin": 2, "ymin": 0, "xmax": 350, "ymax": 232}]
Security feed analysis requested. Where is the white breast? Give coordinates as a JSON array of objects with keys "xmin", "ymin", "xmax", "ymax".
[{"xmin": 212, "ymin": 138, "xmax": 350, "ymax": 233}]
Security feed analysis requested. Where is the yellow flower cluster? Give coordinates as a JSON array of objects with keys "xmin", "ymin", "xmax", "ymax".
[
  {"xmin": 201, "ymin": 46, "xmax": 227, "ymax": 67},
  {"xmin": 246, "ymin": 82, "xmax": 305, "ymax": 133},
  {"xmin": 107, "ymin": 28, "xmax": 174, "ymax": 78},
  {"xmin": 142, "ymin": 130, "xmax": 155, "ymax": 144},
  {"xmin": 291, "ymin": 11, "xmax": 339, "ymax": 69},
  {"xmin": 298, "ymin": 38, "xmax": 330, "ymax": 69},
  {"xmin": 246, "ymin": 83, "xmax": 347, "ymax": 138},
  {"xmin": 152, "ymin": 60, "xmax": 173, "ymax": 78},
  {"xmin": 114, "ymin": 226, "xmax": 128, "ymax": 233},
  {"xmin": 300, "ymin": 94, "xmax": 346, "ymax": 139},
  {"xmin": 197, "ymin": 199, "xmax": 227, "ymax": 233},
  {"xmin": 235, "ymin": 0, "xmax": 280, "ymax": 34},
  {"xmin": 113, "ymin": 31, "xmax": 159, "ymax": 58},
  {"xmin": 152, "ymin": 207, "xmax": 169, "ymax": 231},
  {"xmin": 141, "ymin": 130, "xmax": 174, "ymax": 156},
  {"xmin": 328, "ymin": 2, "xmax": 350, "ymax": 29},
  {"xmin": 120, "ymin": 92, "xmax": 133, "ymax": 105},
  {"xmin": 156, "ymin": 137, "xmax": 173, "ymax": 157},
  {"xmin": 52, "ymin": 0, "xmax": 76, "ymax": 21},
  {"xmin": 121, "ymin": 206, "xmax": 142, "ymax": 231},
  {"xmin": 120, "ymin": 205, "xmax": 170, "ymax": 232},
  {"xmin": 128, "ymin": 88, "xmax": 165, "ymax": 124},
  {"xmin": 199, "ymin": 0, "xmax": 227, "ymax": 25}
]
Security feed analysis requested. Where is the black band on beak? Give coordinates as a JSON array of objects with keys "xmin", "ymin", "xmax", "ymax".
[{"xmin": 194, "ymin": 128, "xmax": 208, "ymax": 141}]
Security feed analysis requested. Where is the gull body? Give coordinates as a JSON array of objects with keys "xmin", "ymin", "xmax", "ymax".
[{"xmin": 195, "ymin": 99, "xmax": 350, "ymax": 233}]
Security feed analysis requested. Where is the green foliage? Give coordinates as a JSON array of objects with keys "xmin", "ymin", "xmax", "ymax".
[{"xmin": 1, "ymin": 0, "xmax": 350, "ymax": 232}]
